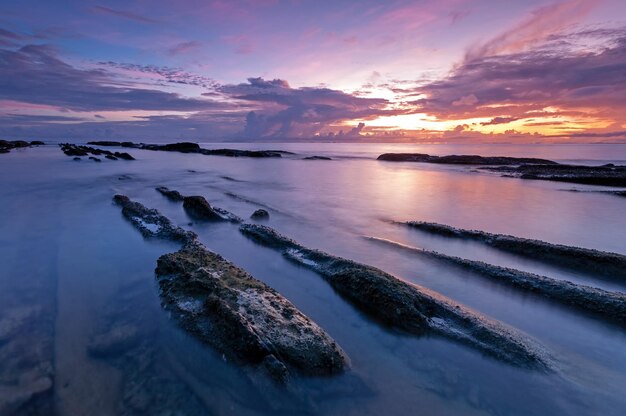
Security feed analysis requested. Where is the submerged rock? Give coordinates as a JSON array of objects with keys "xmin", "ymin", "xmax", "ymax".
[
  {"xmin": 88, "ymin": 282, "xmax": 209, "ymax": 415},
  {"xmin": 113, "ymin": 196, "xmax": 349, "ymax": 382},
  {"xmin": 404, "ymin": 221, "xmax": 626, "ymax": 280},
  {"xmin": 481, "ymin": 163, "xmax": 626, "ymax": 187},
  {"xmin": 89, "ymin": 156, "xmax": 101, "ymax": 162},
  {"xmin": 367, "ymin": 237, "xmax": 626, "ymax": 325},
  {"xmin": 377, "ymin": 153, "xmax": 557, "ymax": 165},
  {"xmin": 239, "ymin": 224, "xmax": 553, "ymax": 371},
  {"xmin": 251, "ymin": 209, "xmax": 270, "ymax": 220}
]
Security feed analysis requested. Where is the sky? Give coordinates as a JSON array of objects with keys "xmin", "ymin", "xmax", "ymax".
[{"xmin": 1, "ymin": 0, "xmax": 626, "ymax": 143}]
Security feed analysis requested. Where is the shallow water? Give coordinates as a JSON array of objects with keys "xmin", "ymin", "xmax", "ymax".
[{"xmin": 1, "ymin": 143, "xmax": 625, "ymax": 415}]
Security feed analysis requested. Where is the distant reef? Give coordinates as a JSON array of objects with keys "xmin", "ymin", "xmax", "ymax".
[
  {"xmin": 377, "ymin": 152, "xmax": 626, "ymax": 187},
  {"xmin": 377, "ymin": 153, "xmax": 557, "ymax": 165},
  {"xmin": 0, "ymin": 140, "xmax": 44, "ymax": 154},
  {"xmin": 89, "ymin": 141, "xmax": 293, "ymax": 158}
]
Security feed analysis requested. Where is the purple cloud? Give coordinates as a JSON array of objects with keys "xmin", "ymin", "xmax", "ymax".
[
  {"xmin": 0, "ymin": 45, "xmax": 220, "ymax": 111},
  {"xmin": 218, "ymin": 77, "xmax": 399, "ymax": 138},
  {"xmin": 90, "ymin": 6, "xmax": 160, "ymax": 24},
  {"xmin": 414, "ymin": 28, "xmax": 626, "ymax": 122}
]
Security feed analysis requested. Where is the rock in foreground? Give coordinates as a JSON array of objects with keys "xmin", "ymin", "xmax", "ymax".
[
  {"xmin": 156, "ymin": 245, "xmax": 348, "ymax": 381},
  {"xmin": 404, "ymin": 221, "xmax": 626, "ymax": 280},
  {"xmin": 113, "ymin": 195, "xmax": 348, "ymax": 382},
  {"xmin": 377, "ymin": 153, "xmax": 557, "ymax": 165},
  {"xmin": 240, "ymin": 224, "xmax": 552, "ymax": 370}
]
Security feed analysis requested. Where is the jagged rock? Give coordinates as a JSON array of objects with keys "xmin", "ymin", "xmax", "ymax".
[
  {"xmin": 251, "ymin": 209, "xmax": 270, "ymax": 220},
  {"xmin": 404, "ymin": 221, "xmax": 626, "ymax": 280},
  {"xmin": 239, "ymin": 224, "xmax": 552, "ymax": 371},
  {"xmin": 156, "ymin": 186, "xmax": 185, "ymax": 202},
  {"xmin": 183, "ymin": 196, "xmax": 226, "ymax": 221},
  {"xmin": 30, "ymin": 141, "xmax": 44, "ymax": 146},
  {"xmin": 377, "ymin": 153, "xmax": 557, "ymax": 165},
  {"xmin": 113, "ymin": 194, "xmax": 196, "ymax": 243},
  {"xmin": 59, "ymin": 143, "xmax": 135, "ymax": 161},
  {"xmin": 114, "ymin": 152, "xmax": 135, "ymax": 160},
  {"xmin": 113, "ymin": 196, "xmax": 349, "ymax": 382},
  {"xmin": 156, "ymin": 188, "xmax": 243, "ymax": 222},
  {"xmin": 368, "ymin": 237, "xmax": 626, "ymax": 324},
  {"xmin": 156, "ymin": 244, "xmax": 349, "ymax": 381},
  {"xmin": 0, "ymin": 140, "xmax": 42, "ymax": 154}
]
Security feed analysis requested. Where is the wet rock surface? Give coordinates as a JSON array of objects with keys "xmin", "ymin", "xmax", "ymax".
[
  {"xmin": 404, "ymin": 221, "xmax": 626, "ymax": 280},
  {"xmin": 251, "ymin": 209, "xmax": 270, "ymax": 220},
  {"xmin": 239, "ymin": 224, "xmax": 553, "ymax": 370},
  {"xmin": 88, "ymin": 141, "xmax": 290, "ymax": 158},
  {"xmin": 368, "ymin": 237, "xmax": 626, "ymax": 325},
  {"xmin": 482, "ymin": 163, "xmax": 626, "ymax": 187},
  {"xmin": 113, "ymin": 196, "xmax": 349, "ymax": 382},
  {"xmin": 155, "ymin": 187, "xmax": 243, "ymax": 222},
  {"xmin": 60, "ymin": 143, "xmax": 135, "ymax": 161},
  {"xmin": 377, "ymin": 153, "xmax": 557, "ymax": 165},
  {"xmin": 113, "ymin": 194, "xmax": 196, "ymax": 243},
  {"xmin": 0, "ymin": 140, "xmax": 44, "ymax": 154},
  {"xmin": 183, "ymin": 196, "xmax": 228, "ymax": 221},
  {"xmin": 155, "ymin": 186, "xmax": 184, "ymax": 202},
  {"xmin": 156, "ymin": 244, "xmax": 349, "ymax": 381}
]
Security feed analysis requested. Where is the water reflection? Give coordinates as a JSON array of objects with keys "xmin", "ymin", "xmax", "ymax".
[{"xmin": 0, "ymin": 144, "xmax": 625, "ymax": 415}]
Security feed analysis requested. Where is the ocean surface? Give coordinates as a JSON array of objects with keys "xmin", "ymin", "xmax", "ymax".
[{"xmin": 1, "ymin": 142, "xmax": 625, "ymax": 415}]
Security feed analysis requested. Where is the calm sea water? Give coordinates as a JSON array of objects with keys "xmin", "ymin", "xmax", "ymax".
[{"xmin": 1, "ymin": 143, "xmax": 625, "ymax": 415}]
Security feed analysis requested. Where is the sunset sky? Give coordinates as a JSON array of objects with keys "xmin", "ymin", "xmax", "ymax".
[{"xmin": 1, "ymin": 0, "xmax": 626, "ymax": 142}]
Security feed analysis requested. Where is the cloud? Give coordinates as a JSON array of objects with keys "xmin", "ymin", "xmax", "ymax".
[
  {"xmin": 415, "ymin": 27, "xmax": 626, "ymax": 123},
  {"xmin": 99, "ymin": 61, "xmax": 217, "ymax": 88},
  {"xmin": 464, "ymin": 0, "xmax": 598, "ymax": 62},
  {"xmin": 90, "ymin": 6, "xmax": 160, "ymax": 24},
  {"xmin": 481, "ymin": 116, "xmax": 520, "ymax": 126},
  {"xmin": 167, "ymin": 40, "xmax": 202, "ymax": 56},
  {"xmin": 218, "ymin": 77, "xmax": 398, "ymax": 138},
  {"xmin": 0, "ymin": 45, "xmax": 220, "ymax": 112},
  {"xmin": 0, "ymin": 28, "xmax": 23, "ymax": 46}
]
